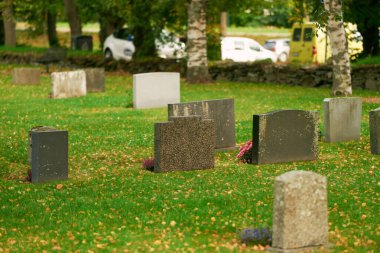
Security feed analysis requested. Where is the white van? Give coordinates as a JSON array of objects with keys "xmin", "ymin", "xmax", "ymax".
[{"xmin": 221, "ymin": 37, "xmax": 277, "ymax": 63}]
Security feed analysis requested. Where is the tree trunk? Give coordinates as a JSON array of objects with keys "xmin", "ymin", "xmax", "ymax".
[
  {"xmin": 186, "ymin": 0, "xmax": 211, "ymax": 84},
  {"xmin": 47, "ymin": 7, "xmax": 59, "ymax": 47},
  {"xmin": 360, "ymin": 24, "xmax": 379, "ymax": 57},
  {"xmin": 324, "ymin": 0, "xmax": 352, "ymax": 96},
  {"xmin": 63, "ymin": 0, "xmax": 82, "ymax": 38},
  {"xmin": 0, "ymin": 13, "xmax": 4, "ymax": 45},
  {"xmin": 220, "ymin": 12, "xmax": 227, "ymax": 37},
  {"xmin": 2, "ymin": 0, "xmax": 16, "ymax": 47}
]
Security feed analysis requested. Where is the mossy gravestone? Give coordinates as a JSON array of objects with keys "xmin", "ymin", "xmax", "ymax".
[
  {"xmin": 29, "ymin": 126, "xmax": 68, "ymax": 183},
  {"xmin": 51, "ymin": 70, "xmax": 87, "ymax": 99},
  {"xmin": 252, "ymin": 110, "xmax": 319, "ymax": 165},
  {"xmin": 12, "ymin": 68, "xmax": 41, "ymax": 85},
  {"xmin": 168, "ymin": 98, "xmax": 236, "ymax": 150},
  {"xmin": 154, "ymin": 116, "xmax": 215, "ymax": 172},
  {"xmin": 269, "ymin": 171, "xmax": 329, "ymax": 253},
  {"xmin": 324, "ymin": 97, "xmax": 362, "ymax": 142}
]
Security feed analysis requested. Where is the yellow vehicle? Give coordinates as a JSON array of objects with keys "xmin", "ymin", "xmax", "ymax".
[{"xmin": 289, "ymin": 22, "xmax": 363, "ymax": 64}]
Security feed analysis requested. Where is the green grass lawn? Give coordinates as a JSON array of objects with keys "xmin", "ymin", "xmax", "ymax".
[{"xmin": 0, "ymin": 64, "xmax": 379, "ymax": 252}]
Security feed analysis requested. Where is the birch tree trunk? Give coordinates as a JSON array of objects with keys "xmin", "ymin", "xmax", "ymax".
[
  {"xmin": 186, "ymin": 0, "xmax": 211, "ymax": 84},
  {"xmin": 324, "ymin": 0, "xmax": 352, "ymax": 96},
  {"xmin": 2, "ymin": 0, "xmax": 16, "ymax": 47}
]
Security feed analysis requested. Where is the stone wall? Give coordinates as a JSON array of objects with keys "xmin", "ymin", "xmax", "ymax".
[
  {"xmin": 0, "ymin": 51, "xmax": 379, "ymax": 91},
  {"xmin": 209, "ymin": 61, "xmax": 380, "ymax": 91}
]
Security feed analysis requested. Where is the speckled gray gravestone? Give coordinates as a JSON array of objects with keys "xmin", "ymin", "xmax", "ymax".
[
  {"xmin": 369, "ymin": 108, "xmax": 380, "ymax": 155},
  {"xmin": 51, "ymin": 70, "xmax": 86, "ymax": 98},
  {"xmin": 324, "ymin": 97, "xmax": 362, "ymax": 142},
  {"xmin": 12, "ymin": 68, "xmax": 41, "ymax": 85},
  {"xmin": 269, "ymin": 171, "xmax": 329, "ymax": 253},
  {"xmin": 154, "ymin": 116, "xmax": 215, "ymax": 172},
  {"xmin": 84, "ymin": 68, "xmax": 105, "ymax": 92},
  {"xmin": 252, "ymin": 110, "xmax": 319, "ymax": 165},
  {"xmin": 168, "ymin": 98, "xmax": 235, "ymax": 150},
  {"xmin": 29, "ymin": 126, "xmax": 68, "ymax": 183}
]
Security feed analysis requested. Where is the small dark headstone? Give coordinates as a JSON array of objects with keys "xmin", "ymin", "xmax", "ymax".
[
  {"xmin": 85, "ymin": 68, "xmax": 105, "ymax": 92},
  {"xmin": 168, "ymin": 98, "xmax": 236, "ymax": 150},
  {"xmin": 29, "ymin": 126, "xmax": 68, "ymax": 183},
  {"xmin": 154, "ymin": 116, "xmax": 215, "ymax": 172},
  {"xmin": 370, "ymin": 108, "xmax": 380, "ymax": 155},
  {"xmin": 71, "ymin": 35, "xmax": 93, "ymax": 51},
  {"xmin": 252, "ymin": 110, "xmax": 319, "ymax": 165}
]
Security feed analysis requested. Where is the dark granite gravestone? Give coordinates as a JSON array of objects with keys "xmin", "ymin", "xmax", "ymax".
[
  {"xmin": 154, "ymin": 116, "xmax": 215, "ymax": 172},
  {"xmin": 369, "ymin": 108, "xmax": 380, "ymax": 155},
  {"xmin": 29, "ymin": 126, "xmax": 68, "ymax": 183},
  {"xmin": 252, "ymin": 110, "xmax": 319, "ymax": 165},
  {"xmin": 168, "ymin": 98, "xmax": 235, "ymax": 150},
  {"xmin": 84, "ymin": 68, "xmax": 105, "ymax": 92}
]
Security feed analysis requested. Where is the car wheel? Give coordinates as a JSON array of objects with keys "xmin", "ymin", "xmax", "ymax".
[
  {"xmin": 105, "ymin": 49, "xmax": 113, "ymax": 59},
  {"xmin": 278, "ymin": 53, "xmax": 288, "ymax": 62}
]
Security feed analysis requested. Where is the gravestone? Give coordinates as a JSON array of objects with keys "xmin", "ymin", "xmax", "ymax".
[
  {"xmin": 84, "ymin": 68, "xmax": 105, "ymax": 92},
  {"xmin": 29, "ymin": 126, "xmax": 68, "ymax": 183},
  {"xmin": 168, "ymin": 98, "xmax": 235, "ymax": 150},
  {"xmin": 369, "ymin": 108, "xmax": 380, "ymax": 155},
  {"xmin": 133, "ymin": 72, "xmax": 180, "ymax": 109},
  {"xmin": 154, "ymin": 116, "xmax": 215, "ymax": 172},
  {"xmin": 252, "ymin": 110, "xmax": 319, "ymax": 165},
  {"xmin": 12, "ymin": 68, "xmax": 41, "ymax": 85},
  {"xmin": 51, "ymin": 70, "xmax": 87, "ymax": 98},
  {"xmin": 324, "ymin": 97, "xmax": 362, "ymax": 142},
  {"xmin": 269, "ymin": 170, "xmax": 329, "ymax": 252}
]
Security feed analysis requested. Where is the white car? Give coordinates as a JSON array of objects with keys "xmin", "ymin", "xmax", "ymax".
[
  {"xmin": 263, "ymin": 38, "xmax": 290, "ymax": 62},
  {"xmin": 221, "ymin": 37, "xmax": 277, "ymax": 63},
  {"xmin": 103, "ymin": 29, "xmax": 186, "ymax": 61},
  {"xmin": 103, "ymin": 28, "xmax": 135, "ymax": 61}
]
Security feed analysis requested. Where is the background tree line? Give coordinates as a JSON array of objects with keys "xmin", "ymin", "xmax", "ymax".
[{"xmin": 0, "ymin": 0, "xmax": 378, "ymax": 58}]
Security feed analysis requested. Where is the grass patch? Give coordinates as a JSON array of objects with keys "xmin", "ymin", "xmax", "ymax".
[
  {"xmin": 353, "ymin": 56, "xmax": 380, "ymax": 66},
  {"xmin": 0, "ymin": 64, "xmax": 379, "ymax": 252}
]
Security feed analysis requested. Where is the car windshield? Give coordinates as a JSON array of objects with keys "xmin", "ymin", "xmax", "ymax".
[
  {"xmin": 264, "ymin": 41, "xmax": 276, "ymax": 49},
  {"xmin": 115, "ymin": 29, "xmax": 132, "ymax": 40}
]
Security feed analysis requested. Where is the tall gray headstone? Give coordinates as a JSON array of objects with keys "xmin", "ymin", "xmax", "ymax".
[
  {"xmin": 324, "ymin": 97, "xmax": 362, "ymax": 142},
  {"xmin": 84, "ymin": 68, "xmax": 105, "ymax": 92},
  {"xmin": 154, "ymin": 116, "xmax": 215, "ymax": 172},
  {"xmin": 133, "ymin": 72, "xmax": 180, "ymax": 109},
  {"xmin": 369, "ymin": 108, "xmax": 380, "ymax": 155},
  {"xmin": 168, "ymin": 99, "xmax": 235, "ymax": 150},
  {"xmin": 269, "ymin": 171, "xmax": 329, "ymax": 253},
  {"xmin": 252, "ymin": 110, "xmax": 319, "ymax": 165},
  {"xmin": 29, "ymin": 126, "xmax": 68, "ymax": 183},
  {"xmin": 12, "ymin": 68, "xmax": 41, "ymax": 85},
  {"xmin": 51, "ymin": 70, "xmax": 87, "ymax": 99}
]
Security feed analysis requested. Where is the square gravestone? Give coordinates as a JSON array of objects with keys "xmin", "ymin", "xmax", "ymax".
[
  {"xmin": 369, "ymin": 108, "xmax": 380, "ymax": 155},
  {"xmin": 84, "ymin": 68, "xmax": 105, "ymax": 92},
  {"xmin": 269, "ymin": 170, "xmax": 329, "ymax": 253},
  {"xmin": 29, "ymin": 126, "xmax": 68, "ymax": 183},
  {"xmin": 168, "ymin": 98, "xmax": 235, "ymax": 150},
  {"xmin": 133, "ymin": 72, "xmax": 180, "ymax": 109},
  {"xmin": 324, "ymin": 97, "xmax": 362, "ymax": 142},
  {"xmin": 154, "ymin": 116, "xmax": 215, "ymax": 172},
  {"xmin": 252, "ymin": 110, "xmax": 319, "ymax": 165},
  {"xmin": 12, "ymin": 68, "xmax": 41, "ymax": 85},
  {"xmin": 51, "ymin": 70, "xmax": 87, "ymax": 99}
]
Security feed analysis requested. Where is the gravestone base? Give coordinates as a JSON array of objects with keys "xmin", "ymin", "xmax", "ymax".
[
  {"xmin": 215, "ymin": 146, "xmax": 239, "ymax": 152},
  {"xmin": 268, "ymin": 244, "xmax": 332, "ymax": 253}
]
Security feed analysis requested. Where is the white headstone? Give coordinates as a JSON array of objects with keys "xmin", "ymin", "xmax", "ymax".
[
  {"xmin": 51, "ymin": 70, "xmax": 87, "ymax": 99},
  {"xmin": 133, "ymin": 72, "xmax": 180, "ymax": 109},
  {"xmin": 324, "ymin": 97, "xmax": 362, "ymax": 142}
]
